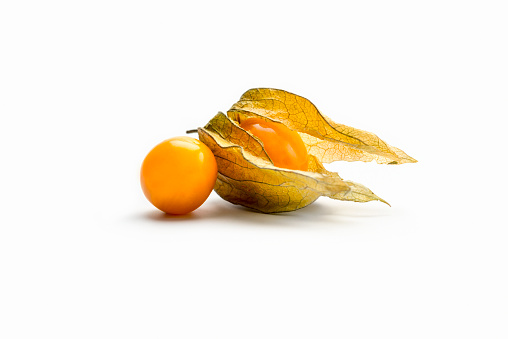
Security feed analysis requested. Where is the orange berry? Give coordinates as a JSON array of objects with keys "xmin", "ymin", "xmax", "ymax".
[
  {"xmin": 240, "ymin": 118, "xmax": 308, "ymax": 171},
  {"xmin": 140, "ymin": 136, "xmax": 217, "ymax": 214}
]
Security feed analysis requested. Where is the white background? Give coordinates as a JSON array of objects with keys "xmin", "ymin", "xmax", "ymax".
[{"xmin": 1, "ymin": 1, "xmax": 507, "ymax": 338}]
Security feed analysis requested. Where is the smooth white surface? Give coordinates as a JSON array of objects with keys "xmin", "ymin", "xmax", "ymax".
[{"xmin": 1, "ymin": 1, "xmax": 507, "ymax": 338}]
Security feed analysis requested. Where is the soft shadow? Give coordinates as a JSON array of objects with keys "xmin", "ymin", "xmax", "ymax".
[
  {"xmin": 143, "ymin": 210, "xmax": 201, "ymax": 222},
  {"xmin": 130, "ymin": 198, "xmax": 392, "ymax": 228}
]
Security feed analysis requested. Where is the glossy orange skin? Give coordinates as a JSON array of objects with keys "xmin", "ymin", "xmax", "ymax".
[
  {"xmin": 240, "ymin": 118, "xmax": 308, "ymax": 171},
  {"xmin": 140, "ymin": 136, "xmax": 217, "ymax": 215}
]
